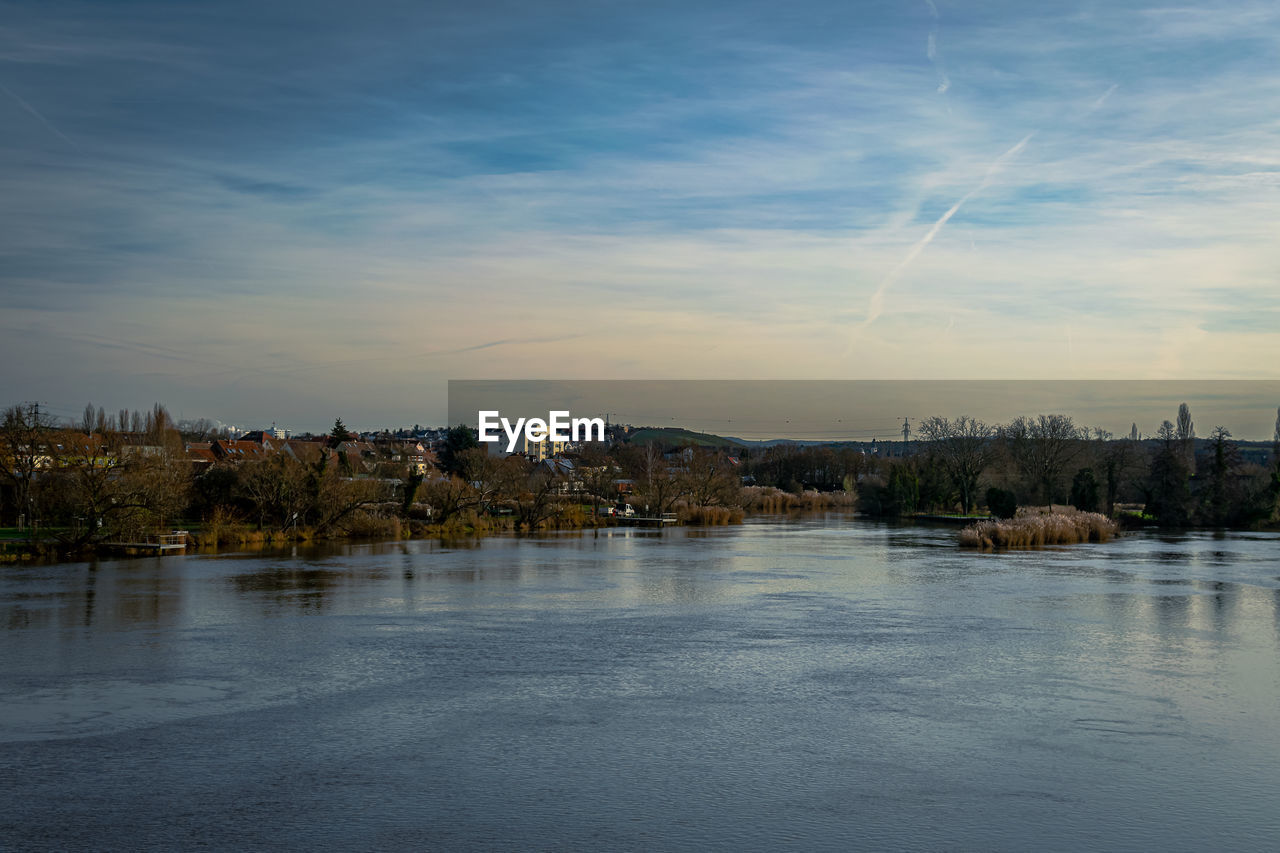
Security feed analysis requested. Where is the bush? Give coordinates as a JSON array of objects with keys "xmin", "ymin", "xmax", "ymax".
[{"xmin": 985, "ymin": 487, "xmax": 1018, "ymax": 520}]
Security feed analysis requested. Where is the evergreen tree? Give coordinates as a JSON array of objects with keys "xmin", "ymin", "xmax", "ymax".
[
  {"xmin": 1148, "ymin": 426, "xmax": 1192, "ymax": 526},
  {"xmin": 328, "ymin": 418, "xmax": 350, "ymax": 448},
  {"xmin": 1200, "ymin": 426, "xmax": 1241, "ymax": 527},
  {"xmin": 1069, "ymin": 468, "xmax": 1100, "ymax": 513},
  {"xmin": 438, "ymin": 424, "xmax": 480, "ymax": 476}
]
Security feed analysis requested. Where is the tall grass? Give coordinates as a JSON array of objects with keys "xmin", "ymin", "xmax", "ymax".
[
  {"xmin": 679, "ymin": 504, "xmax": 746, "ymax": 525},
  {"xmin": 740, "ymin": 486, "xmax": 856, "ymax": 512},
  {"xmin": 960, "ymin": 509, "xmax": 1118, "ymax": 549}
]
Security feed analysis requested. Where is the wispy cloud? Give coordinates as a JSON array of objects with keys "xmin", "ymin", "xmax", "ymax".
[{"xmin": 0, "ymin": 0, "xmax": 1277, "ymax": 426}]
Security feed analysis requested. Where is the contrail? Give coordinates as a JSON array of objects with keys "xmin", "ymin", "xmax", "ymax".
[
  {"xmin": 925, "ymin": 0, "xmax": 951, "ymax": 95},
  {"xmin": 850, "ymin": 82, "xmax": 1113, "ymax": 343},
  {"xmin": 1087, "ymin": 83, "xmax": 1118, "ymax": 114},
  {"xmin": 0, "ymin": 82, "xmax": 79, "ymax": 150},
  {"xmin": 859, "ymin": 132, "xmax": 1035, "ymax": 329}
]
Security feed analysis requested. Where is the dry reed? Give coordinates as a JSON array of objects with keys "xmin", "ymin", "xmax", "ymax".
[
  {"xmin": 680, "ymin": 505, "xmax": 746, "ymax": 525},
  {"xmin": 740, "ymin": 486, "xmax": 856, "ymax": 512},
  {"xmin": 959, "ymin": 509, "xmax": 1118, "ymax": 549}
]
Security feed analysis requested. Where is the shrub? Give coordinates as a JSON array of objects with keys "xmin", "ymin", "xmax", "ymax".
[{"xmin": 985, "ymin": 487, "xmax": 1018, "ymax": 520}]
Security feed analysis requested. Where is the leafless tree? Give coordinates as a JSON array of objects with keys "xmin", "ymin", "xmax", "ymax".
[
  {"xmin": 680, "ymin": 448, "xmax": 741, "ymax": 508},
  {"xmin": 918, "ymin": 415, "xmax": 995, "ymax": 514},
  {"xmin": 501, "ymin": 457, "xmax": 564, "ymax": 529},
  {"xmin": 1003, "ymin": 414, "xmax": 1084, "ymax": 507},
  {"xmin": 46, "ymin": 429, "xmax": 190, "ymax": 546},
  {"xmin": 0, "ymin": 402, "xmax": 59, "ymax": 528},
  {"xmin": 237, "ymin": 455, "xmax": 315, "ymax": 530},
  {"xmin": 1273, "ymin": 406, "xmax": 1279, "ymax": 467},
  {"xmin": 418, "ymin": 476, "xmax": 477, "ymax": 523},
  {"xmin": 459, "ymin": 447, "xmax": 506, "ymax": 513},
  {"xmin": 577, "ymin": 443, "xmax": 620, "ymax": 519},
  {"xmin": 1092, "ymin": 428, "xmax": 1144, "ymax": 515},
  {"xmin": 1175, "ymin": 403, "xmax": 1194, "ymax": 443},
  {"xmin": 312, "ymin": 467, "xmax": 387, "ymax": 534},
  {"xmin": 624, "ymin": 442, "xmax": 688, "ymax": 515},
  {"xmin": 1175, "ymin": 402, "xmax": 1196, "ymax": 467}
]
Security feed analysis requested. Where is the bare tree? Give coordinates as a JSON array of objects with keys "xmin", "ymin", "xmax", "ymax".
[
  {"xmin": 0, "ymin": 403, "xmax": 59, "ymax": 528},
  {"xmin": 1003, "ymin": 414, "xmax": 1084, "ymax": 507},
  {"xmin": 177, "ymin": 418, "xmax": 222, "ymax": 441},
  {"xmin": 918, "ymin": 415, "xmax": 995, "ymax": 514},
  {"xmin": 418, "ymin": 476, "xmax": 477, "ymax": 523},
  {"xmin": 680, "ymin": 448, "xmax": 741, "ymax": 508},
  {"xmin": 459, "ymin": 447, "xmax": 505, "ymax": 514},
  {"xmin": 624, "ymin": 442, "xmax": 689, "ymax": 515},
  {"xmin": 237, "ymin": 455, "xmax": 315, "ymax": 530},
  {"xmin": 1175, "ymin": 402, "xmax": 1195, "ymax": 467},
  {"xmin": 1273, "ymin": 406, "xmax": 1279, "ymax": 464},
  {"xmin": 1094, "ymin": 428, "xmax": 1143, "ymax": 515},
  {"xmin": 577, "ymin": 443, "xmax": 620, "ymax": 519},
  {"xmin": 312, "ymin": 468, "xmax": 387, "ymax": 534},
  {"xmin": 503, "ymin": 457, "xmax": 564, "ymax": 529},
  {"xmin": 45, "ymin": 429, "xmax": 191, "ymax": 546},
  {"xmin": 1175, "ymin": 403, "xmax": 1194, "ymax": 443}
]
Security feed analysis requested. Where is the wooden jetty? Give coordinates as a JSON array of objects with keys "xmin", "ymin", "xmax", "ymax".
[
  {"xmin": 105, "ymin": 531, "xmax": 189, "ymax": 555},
  {"xmin": 616, "ymin": 513, "xmax": 679, "ymax": 528}
]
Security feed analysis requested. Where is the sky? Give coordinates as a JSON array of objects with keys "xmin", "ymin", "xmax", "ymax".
[{"xmin": 1, "ymin": 0, "xmax": 1278, "ymax": 432}]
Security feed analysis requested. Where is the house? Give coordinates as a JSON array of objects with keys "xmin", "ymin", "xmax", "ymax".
[
  {"xmin": 279, "ymin": 438, "xmax": 325, "ymax": 466},
  {"xmin": 392, "ymin": 441, "xmax": 435, "ymax": 475},
  {"xmin": 211, "ymin": 439, "xmax": 273, "ymax": 462},
  {"xmin": 184, "ymin": 442, "xmax": 218, "ymax": 470}
]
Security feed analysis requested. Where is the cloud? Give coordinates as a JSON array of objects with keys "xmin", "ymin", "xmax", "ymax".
[{"xmin": 0, "ymin": 0, "xmax": 1277, "ymax": 427}]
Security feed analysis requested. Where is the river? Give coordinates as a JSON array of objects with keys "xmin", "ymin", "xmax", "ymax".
[{"xmin": 2, "ymin": 515, "xmax": 1279, "ymax": 851}]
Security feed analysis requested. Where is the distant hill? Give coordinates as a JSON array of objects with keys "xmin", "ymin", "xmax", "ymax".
[
  {"xmin": 624, "ymin": 427, "xmax": 746, "ymax": 448},
  {"xmin": 725, "ymin": 436, "xmax": 843, "ymax": 448}
]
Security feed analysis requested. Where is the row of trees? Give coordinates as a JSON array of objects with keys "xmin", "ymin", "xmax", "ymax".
[
  {"xmin": 7, "ymin": 399, "xmax": 1278, "ymax": 545},
  {"xmin": 0, "ymin": 407, "xmax": 752, "ymax": 547},
  {"xmin": 0, "ymin": 404, "xmax": 388, "ymax": 549},
  {"xmin": 850, "ymin": 406, "xmax": 1280, "ymax": 527}
]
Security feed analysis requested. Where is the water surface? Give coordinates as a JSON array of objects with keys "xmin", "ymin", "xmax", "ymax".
[{"xmin": 3, "ymin": 517, "xmax": 1279, "ymax": 850}]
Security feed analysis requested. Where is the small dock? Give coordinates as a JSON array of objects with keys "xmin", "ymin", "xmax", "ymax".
[
  {"xmin": 616, "ymin": 513, "xmax": 679, "ymax": 528},
  {"xmin": 105, "ymin": 532, "xmax": 189, "ymax": 555}
]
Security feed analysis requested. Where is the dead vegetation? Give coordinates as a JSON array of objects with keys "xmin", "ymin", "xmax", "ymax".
[
  {"xmin": 739, "ymin": 486, "xmax": 857, "ymax": 512},
  {"xmin": 960, "ymin": 508, "xmax": 1119, "ymax": 549}
]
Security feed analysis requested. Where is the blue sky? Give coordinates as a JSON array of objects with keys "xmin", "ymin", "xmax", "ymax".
[{"xmin": 1, "ymin": 0, "xmax": 1278, "ymax": 431}]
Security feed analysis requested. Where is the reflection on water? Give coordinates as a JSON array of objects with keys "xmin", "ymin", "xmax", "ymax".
[{"xmin": 1, "ymin": 519, "xmax": 1279, "ymax": 851}]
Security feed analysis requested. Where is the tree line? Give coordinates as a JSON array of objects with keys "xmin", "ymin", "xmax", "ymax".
[
  {"xmin": 5, "ymin": 400, "xmax": 1277, "ymax": 553},
  {"xmin": 846, "ymin": 406, "xmax": 1280, "ymax": 527}
]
